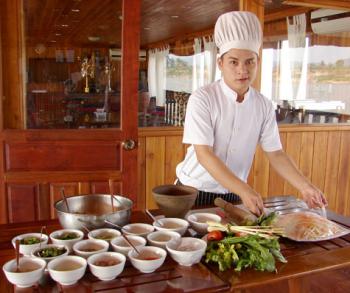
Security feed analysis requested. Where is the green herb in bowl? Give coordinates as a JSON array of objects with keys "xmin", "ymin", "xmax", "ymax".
[
  {"xmin": 35, "ymin": 246, "xmax": 67, "ymax": 258},
  {"xmin": 20, "ymin": 237, "xmax": 42, "ymax": 245},
  {"xmin": 56, "ymin": 232, "xmax": 79, "ymax": 240}
]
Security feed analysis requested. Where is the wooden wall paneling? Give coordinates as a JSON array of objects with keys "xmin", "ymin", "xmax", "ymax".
[
  {"xmin": 299, "ymin": 132, "xmax": 315, "ymax": 180},
  {"xmin": 78, "ymin": 182, "xmax": 91, "ymax": 195},
  {"xmin": 7, "ymin": 183, "xmax": 38, "ymax": 223},
  {"xmin": 90, "ymin": 181, "xmax": 121, "ymax": 195},
  {"xmin": 311, "ymin": 132, "xmax": 328, "ymax": 193},
  {"xmin": 137, "ymin": 136, "xmax": 146, "ymax": 210},
  {"xmin": 268, "ymin": 132, "xmax": 287, "ymax": 196},
  {"xmin": 323, "ymin": 131, "xmax": 341, "ymax": 212},
  {"xmin": 145, "ymin": 137, "xmax": 165, "ymax": 209},
  {"xmin": 284, "ymin": 132, "xmax": 302, "ymax": 196},
  {"xmin": 165, "ymin": 136, "xmax": 184, "ymax": 185},
  {"xmin": 298, "ymin": 132, "xmax": 315, "ymax": 197},
  {"xmin": 49, "ymin": 182, "xmax": 79, "ymax": 219},
  {"xmin": 247, "ymin": 156, "xmax": 255, "ymax": 188},
  {"xmin": 253, "ymin": 145, "xmax": 269, "ymax": 198},
  {"xmin": 336, "ymin": 131, "xmax": 350, "ymax": 216},
  {"xmin": 37, "ymin": 183, "xmax": 51, "ymax": 220}
]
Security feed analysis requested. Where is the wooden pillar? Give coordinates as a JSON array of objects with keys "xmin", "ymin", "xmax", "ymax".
[
  {"xmin": 1, "ymin": 0, "xmax": 25, "ymax": 129},
  {"xmin": 239, "ymin": 0, "xmax": 264, "ymax": 91},
  {"xmin": 0, "ymin": 6, "xmax": 6, "ymax": 224}
]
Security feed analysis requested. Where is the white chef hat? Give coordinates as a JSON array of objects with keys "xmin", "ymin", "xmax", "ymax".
[{"xmin": 214, "ymin": 11, "xmax": 262, "ymax": 57}]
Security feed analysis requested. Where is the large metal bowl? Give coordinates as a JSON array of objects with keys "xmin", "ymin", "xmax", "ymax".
[{"xmin": 54, "ymin": 194, "xmax": 133, "ymax": 230}]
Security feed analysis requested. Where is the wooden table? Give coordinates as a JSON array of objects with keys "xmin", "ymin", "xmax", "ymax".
[{"xmin": 1, "ymin": 210, "xmax": 350, "ymax": 292}]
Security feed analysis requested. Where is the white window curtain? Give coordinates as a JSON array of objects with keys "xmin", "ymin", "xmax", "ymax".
[
  {"xmin": 147, "ymin": 46, "xmax": 170, "ymax": 106},
  {"xmin": 192, "ymin": 36, "xmax": 217, "ymax": 92},
  {"xmin": 284, "ymin": 13, "xmax": 308, "ymax": 101}
]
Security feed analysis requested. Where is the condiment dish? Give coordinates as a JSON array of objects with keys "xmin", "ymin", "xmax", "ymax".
[
  {"xmin": 146, "ymin": 230, "xmax": 181, "ymax": 249},
  {"xmin": 12, "ymin": 233, "xmax": 49, "ymax": 256},
  {"xmin": 50, "ymin": 229, "xmax": 84, "ymax": 253},
  {"xmin": 47, "ymin": 255, "xmax": 87, "ymax": 286},
  {"xmin": 88, "ymin": 228, "xmax": 121, "ymax": 243},
  {"xmin": 73, "ymin": 239, "xmax": 109, "ymax": 259},
  {"xmin": 87, "ymin": 252, "xmax": 126, "ymax": 281},
  {"xmin": 2, "ymin": 256, "xmax": 46, "ymax": 288},
  {"xmin": 153, "ymin": 218, "xmax": 189, "ymax": 236},
  {"xmin": 128, "ymin": 246, "xmax": 166, "ymax": 273},
  {"xmin": 122, "ymin": 223, "xmax": 154, "ymax": 238},
  {"xmin": 166, "ymin": 237, "xmax": 207, "ymax": 266},
  {"xmin": 186, "ymin": 212, "xmax": 222, "ymax": 235},
  {"xmin": 31, "ymin": 244, "xmax": 68, "ymax": 263},
  {"xmin": 110, "ymin": 235, "xmax": 146, "ymax": 256}
]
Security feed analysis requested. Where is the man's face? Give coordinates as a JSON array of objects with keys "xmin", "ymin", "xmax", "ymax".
[{"xmin": 217, "ymin": 48, "xmax": 259, "ymax": 96}]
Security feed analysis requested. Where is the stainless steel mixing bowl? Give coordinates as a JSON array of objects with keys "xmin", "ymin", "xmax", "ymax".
[{"xmin": 54, "ymin": 194, "xmax": 133, "ymax": 230}]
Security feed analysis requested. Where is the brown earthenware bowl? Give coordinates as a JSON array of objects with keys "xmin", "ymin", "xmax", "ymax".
[{"xmin": 152, "ymin": 185, "xmax": 198, "ymax": 218}]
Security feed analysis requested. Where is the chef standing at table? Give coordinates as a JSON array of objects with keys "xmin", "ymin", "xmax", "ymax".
[{"xmin": 176, "ymin": 11, "xmax": 327, "ymax": 216}]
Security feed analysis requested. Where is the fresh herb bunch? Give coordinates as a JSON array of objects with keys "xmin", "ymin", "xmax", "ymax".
[
  {"xmin": 205, "ymin": 233, "xmax": 286, "ymax": 272},
  {"xmin": 256, "ymin": 212, "xmax": 277, "ymax": 226},
  {"xmin": 205, "ymin": 212, "xmax": 286, "ymax": 272}
]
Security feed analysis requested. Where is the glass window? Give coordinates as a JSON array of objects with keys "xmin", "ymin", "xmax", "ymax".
[
  {"xmin": 166, "ymin": 54, "xmax": 193, "ymax": 93},
  {"xmin": 261, "ymin": 38, "xmax": 350, "ymax": 122},
  {"xmin": 24, "ymin": 0, "xmax": 122, "ymax": 129}
]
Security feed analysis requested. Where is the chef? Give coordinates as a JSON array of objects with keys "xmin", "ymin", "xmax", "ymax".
[{"xmin": 176, "ymin": 11, "xmax": 327, "ymax": 215}]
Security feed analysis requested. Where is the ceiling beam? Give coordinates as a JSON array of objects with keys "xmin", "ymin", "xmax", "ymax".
[
  {"xmin": 282, "ymin": 0, "xmax": 350, "ymax": 11},
  {"xmin": 265, "ymin": 6, "xmax": 312, "ymax": 22}
]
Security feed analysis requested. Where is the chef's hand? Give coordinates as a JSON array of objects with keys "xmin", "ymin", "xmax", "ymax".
[
  {"xmin": 240, "ymin": 190, "xmax": 264, "ymax": 216},
  {"xmin": 301, "ymin": 183, "xmax": 328, "ymax": 208}
]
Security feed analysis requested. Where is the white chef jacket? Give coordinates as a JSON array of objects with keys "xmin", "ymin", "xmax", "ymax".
[{"xmin": 176, "ymin": 79, "xmax": 282, "ymax": 193}]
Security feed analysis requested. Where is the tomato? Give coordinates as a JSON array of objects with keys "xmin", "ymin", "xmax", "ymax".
[{"xmin": 207, "ymin": 230, "xmax": 224, "ymax": 241}]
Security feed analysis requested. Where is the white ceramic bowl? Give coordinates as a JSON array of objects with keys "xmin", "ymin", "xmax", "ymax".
[
  {"xmin": 166, "ymin": 237, "xmax": 207, "ymax": 266},
  {"xmin": 87, "ymin": 252, "xmax": 126, "ymax": 281},
  {"xmin": 122, "ymin": 223, "xmax": 154, "ymax": 238},
  {"xmin": 110, "ymin": 235, "xmax": 147, "ymax": 256},
  {"xmin": 49, "ymin": 229, "xmax": 84, "ymax": 253},
  {"xmin": 186, "ymin": 212, "xmax": 222, "ymax": 235},
  {"xmin": 31, "ymin": 244, "xmax": 69, "ymax": 263},
  {"xmin": 128, "ymin": 246, "xmax": 166, "ymax": 273},
  {"xmin": 47, "ymin": 255, "xmax": 87, "ymax": 286},
  {"xmin": 153, "ymin": 218, "xmax": 189, "ymax": 236},
  {"xmin": 72, "ymin": 239, "xmax": 109, "ymax": 259},
  {"xmin": 12, "ymin": 233, "xmax": 49, "ymax": 256},
  {"xmin": 88, "ymin": 228, "xmax": 121, "ymax": 243},
  {"xmin": 146, "ymin": 230, "xmax": 181, "ymax": 249},
  {"xmin": 2, "ymin": 256, "xmax": 46, "ymax": 288}
]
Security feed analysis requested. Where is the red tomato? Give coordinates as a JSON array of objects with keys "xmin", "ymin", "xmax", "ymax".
[{"xmin": 207, "ymin": 230, "xmax": 224, "ymax": 241}]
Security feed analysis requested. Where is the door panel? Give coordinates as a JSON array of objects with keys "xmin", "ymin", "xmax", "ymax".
[
  {"xmin": 5, "ymin": 142, "xmax": 121, "ymax": 171},
  {"xmin": 7, "ymin": 184, "xmax": 37, "ymax": 223}
]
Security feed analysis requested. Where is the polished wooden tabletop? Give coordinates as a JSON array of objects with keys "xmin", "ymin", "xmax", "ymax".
[{"xmin": 1, "ymin": 209, "xmax": 350, "ymax": 292}]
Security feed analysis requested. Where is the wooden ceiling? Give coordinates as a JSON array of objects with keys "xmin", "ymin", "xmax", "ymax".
[{"xmin": 23, "ymin": 0, "xmax": 320, "ymax": 49}]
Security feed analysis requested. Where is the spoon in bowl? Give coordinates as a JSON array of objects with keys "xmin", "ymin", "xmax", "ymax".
[
  {"xmin": 104, "ymin": 220, "xmax": 140, "ymax": 255},
  {"xmin": 77, "ymin": 218, "xmax": 91, "ymax": 234},
  {"xmin": 60, "ymin": 187, "xmax": 71, "ymax": 213},
  {"xmin": 15, "ymin": 239, "xmax": 20, "ymax": 272},
  {"xmin": 108, "ymin": 179, "xmax": 125, "ymax": 212},
  {"xmin": 145, "ymin": 209, "xmax": 164, "ymax": 227}
]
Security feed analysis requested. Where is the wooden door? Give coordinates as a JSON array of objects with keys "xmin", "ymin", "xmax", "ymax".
[{"xmin": 0, "ymin": 0, "xmax": 141, "ymax": 224}]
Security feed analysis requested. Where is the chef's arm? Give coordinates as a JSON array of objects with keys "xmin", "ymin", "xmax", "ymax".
[
  {"xmin": 265, "ymin": 149, "xmax": 327, "ymax": 208},
  {"xmin": 194, "ymin": 144, "xmax": 264, "ymax": 215}
]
